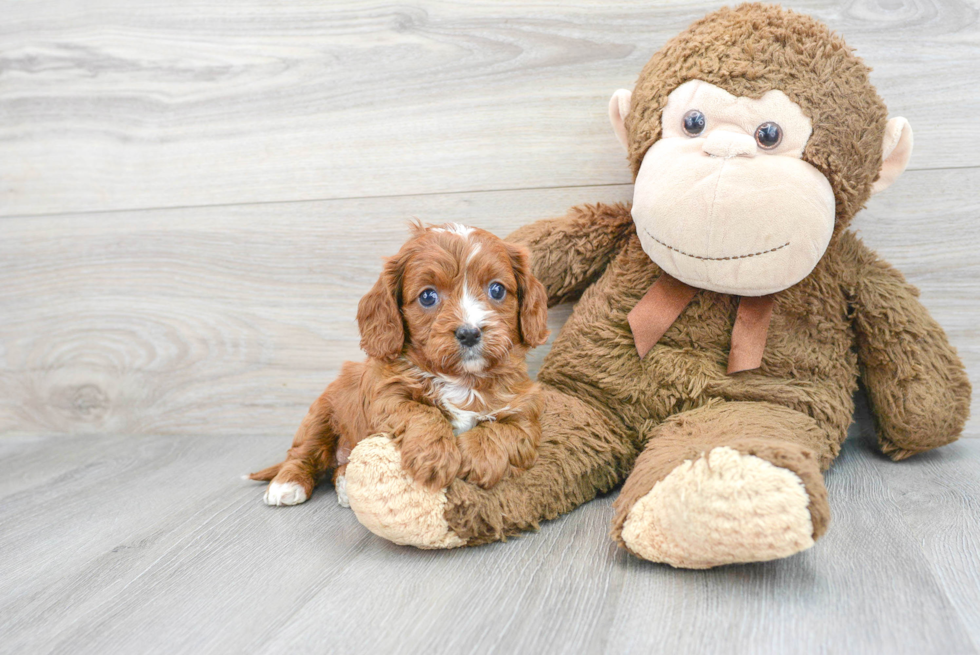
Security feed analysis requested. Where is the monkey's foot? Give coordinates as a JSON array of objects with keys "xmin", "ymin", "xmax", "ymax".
[
  {"xmin": 345, "ymin": 435, "xmax": 466, "ymax": 549},
  {"xmin": 620, "ymin": 446, "xmax": 816, "ymax": 568}
]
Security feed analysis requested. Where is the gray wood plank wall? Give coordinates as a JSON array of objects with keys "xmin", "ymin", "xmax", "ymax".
[{"xmin": 2, "ymin": 0, "xmax": 978, "ymax": 439}]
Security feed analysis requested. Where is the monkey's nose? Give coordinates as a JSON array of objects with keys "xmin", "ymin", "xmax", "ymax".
[
  {"xmin": 702, "ymin": 131, "xmax": 757, "ymax": 159},
  {"xmin": 455, "ymin": 326, "xmax": 482, "ymax": 348}
]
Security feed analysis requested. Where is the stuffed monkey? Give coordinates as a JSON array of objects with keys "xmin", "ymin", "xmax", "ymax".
[{"xmin": 342, "ymin": 3, "xmax": 971, "ymax": 567}]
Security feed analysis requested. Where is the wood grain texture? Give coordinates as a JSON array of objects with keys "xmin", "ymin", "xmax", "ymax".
[
  {"xmin": 2, "ymin": 0, "xmax": 979, "ymax": 216},
  {"xmin": 1, "ymin": 171, "xmax": 977, "ymax": 438},
  {"xmin": 1, "ymin": 2, "xmax": 978, "ymax": 653},
  {"xmin": 0, "ymin": 184, "xmax": 623, "ymax": 438},
  {"xmin": 606, "ymin": 400, "xmax": 980, "ymax": 655},
  {"xmin": 849, "ymin": 392, "xmax": 980, "ymax": 649},
  {"xmin": 1, "ymin": 423, "xmax": 978, "ymax": 655}
]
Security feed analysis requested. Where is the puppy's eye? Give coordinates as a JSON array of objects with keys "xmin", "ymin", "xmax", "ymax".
[
  {"xmin": 488, "ymin": 282, "xmax": 506, "ymax": 302},
  {"xmin": 755, "ymin": 122, "xmax": 782, "ymax": 149},
  {"xmin": 682, "ymin": 110, "xmax": 706, "ymax": 137},
  {"xmin": 418, "ymin": 288, "xmax": 439, "ymax": 308}
]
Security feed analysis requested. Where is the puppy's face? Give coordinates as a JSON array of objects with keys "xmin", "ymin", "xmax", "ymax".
[
  {"xmin": 357, "ymin": 223, "xmax": 548, "ymax": 376},
  {"xmin": 401, "ymin": 225, "xmax": 522, "ymax": 375}
]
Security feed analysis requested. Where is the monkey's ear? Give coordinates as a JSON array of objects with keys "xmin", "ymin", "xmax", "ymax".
[
  {"xmin": 356, "ymin": 256, "xmax": 405, "ymax": 361},
  {"xmin": 871, "ymin": 117, "xmax": 913, "ymax": 195},
  {"xmin": 608, "ymin": 89, "xmax": 632, "ymax": 150}
]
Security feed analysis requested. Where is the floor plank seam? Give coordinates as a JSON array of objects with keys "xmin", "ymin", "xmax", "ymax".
[
  {"xmin": 246, "ymin": 529, "xmax": 377, "ymax": 654},
  {"xmin": 0, "ymin": 182, "xmax": 634, "ymax": 223},
  {"xmin": 857, "ymin": 437, "xmax": 980, "ymax": 653},
  {"xmin": 47, "ymin": 493, "xmax": 258, "ymax": 644},
  {"xmin": 3, "ymin": 160, "xmax": 976, "ymax": 222}
]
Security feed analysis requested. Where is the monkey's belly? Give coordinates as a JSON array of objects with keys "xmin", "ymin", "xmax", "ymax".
[{"xmin": 537, "ymin": 278, "xmax": 858, "ymax": 439}]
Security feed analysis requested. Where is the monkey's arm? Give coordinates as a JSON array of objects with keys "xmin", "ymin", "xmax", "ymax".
[
  {"xmin": 848, "ymin": 239, "xmax": 971, "ymax": 460},
  {"xmin": 507, "ymin": 202, "xmax": 635, "ymax": 306}
]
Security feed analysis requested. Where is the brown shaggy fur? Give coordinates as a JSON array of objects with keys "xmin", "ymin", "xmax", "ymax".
[
  {"xmin": 427, "ymin": 5, "xmax": 971, "ymax": 551},
  {"xmin": 250, "ymin": 223, "xmax": 549, "ymax": 497}
]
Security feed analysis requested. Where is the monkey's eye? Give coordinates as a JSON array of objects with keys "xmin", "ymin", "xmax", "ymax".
[
  {"xmin": 682, "ymin": 110, "xmax": 706, "ymax": 137},
  {"xmin": 755, "ymin": 122, "xmax": 782, "ymax": 149},
  {"xmin": 488, "ymin": 282, "xmax": 506, "ymax": 302},
  {"xmin": 418, "ymin": 288, "xmax": 439, "ymax": 308}
]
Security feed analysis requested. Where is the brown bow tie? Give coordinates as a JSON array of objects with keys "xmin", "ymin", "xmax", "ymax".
[{"xmin": 627, "ymin": 273, "xmax": 774, "ymax": 374}]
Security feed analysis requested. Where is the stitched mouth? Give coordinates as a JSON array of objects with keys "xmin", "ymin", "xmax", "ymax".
[{"xmin": 644, "ymin": 229, "xmax": 790, "ymax": 262}]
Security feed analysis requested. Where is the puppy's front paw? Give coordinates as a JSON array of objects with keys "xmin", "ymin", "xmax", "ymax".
[
  {"xmin": 398, "ymin": 434, "xmax": 462, "ymax": 491},
  {"xmin": 457, "ymin": 431, "xmax": 509, "ymax": 489},
  {"xmin": 263, "ymin": 480, "xmax": 309, "ymax": 507}
]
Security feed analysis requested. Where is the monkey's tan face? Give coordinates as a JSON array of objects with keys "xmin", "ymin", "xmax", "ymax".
[{"xmin": 629, "ymin": 80, "xmax": 837, "ymax": 296}]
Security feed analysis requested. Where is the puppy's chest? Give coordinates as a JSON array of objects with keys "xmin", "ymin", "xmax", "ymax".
[{"xmin": 427, "ymin": 381, "xmax": 511, "ymax": 436}]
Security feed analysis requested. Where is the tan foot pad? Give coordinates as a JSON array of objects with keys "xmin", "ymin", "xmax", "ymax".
[
  {"xmin": 345, "ymin": 435, "xmax": 466, "ymax": 549},
  {"xmin": 621, "ymin": 446, "xmax": 814, "ymax": 568}
]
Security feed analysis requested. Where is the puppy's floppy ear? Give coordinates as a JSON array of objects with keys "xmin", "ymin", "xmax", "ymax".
[
  {"xmin": 507, "ymin": 243, "xmax": 549, "ymax": 347},
  {"xmin": 357, "ymin": 254, "xmax": 406, "ymax": 361}
]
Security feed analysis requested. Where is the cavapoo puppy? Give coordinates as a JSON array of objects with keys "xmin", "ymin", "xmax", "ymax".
[{"xmin": 250, "ymin": 222, "xmax": 549, "ymax": 507}]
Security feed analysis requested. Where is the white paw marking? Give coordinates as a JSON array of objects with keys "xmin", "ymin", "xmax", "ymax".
[
  {"xmin": 335, "ymin": 475, "xmax": 350, "ymax": 508},
  {"xmin": 263, "ymin": 481, "xmax": 308, "ymax": 507}
]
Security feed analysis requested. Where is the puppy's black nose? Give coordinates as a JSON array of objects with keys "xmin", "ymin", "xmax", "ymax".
[{"xmin": 455, "ymin": 326, "xmax": 481, "ymax": 347}]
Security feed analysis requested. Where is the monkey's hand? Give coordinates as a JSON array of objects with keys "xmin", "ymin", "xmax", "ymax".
[
  {"xmin": 506, "ymin": 203, "xmax": 635, "ymax": 306},
  {"xmin": 851, "ymin": 242, "xmax": 971, "ymax": 460}
]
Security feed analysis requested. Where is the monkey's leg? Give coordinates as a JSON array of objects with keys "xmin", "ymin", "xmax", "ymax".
[
  {"xmin": 249, "ymin": 396, "xmax": 338, "ymax": 507},
  {"xmin": 610, "ymin": 400, "xmax": 835, "ymax": 569},
  {"xmin": 344, "ymin": 384, "xmax": 636, "ymax": 548}
]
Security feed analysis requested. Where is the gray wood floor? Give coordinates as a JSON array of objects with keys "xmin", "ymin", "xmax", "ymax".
[
  {"xmin": 2, "ymin": 0, "xmax": 979, "ymax": 653},
  {"xmin": 1, "ymin": 397, "xmax": 979, "ymax": 655}
]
